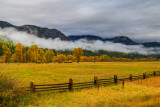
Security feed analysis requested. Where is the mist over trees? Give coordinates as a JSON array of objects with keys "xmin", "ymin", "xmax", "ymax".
[{"xmin": 0, "ymin": 42, "xmax": 159, "ymax": 63}]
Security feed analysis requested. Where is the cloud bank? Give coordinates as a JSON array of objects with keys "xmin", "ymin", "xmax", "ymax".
[
  {"xmin": 0, "ymin": 28, "xmax": 160, "ymax": 55},
  {"xmin": 0, "ymin": 0, "xmax": 160, "ymax": 42}
]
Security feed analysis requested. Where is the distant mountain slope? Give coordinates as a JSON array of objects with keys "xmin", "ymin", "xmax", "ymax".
[
  {"xmin": 1, "ymin": 20, "xmax": 160, "ymax": 47},
  {"xmin": 68, "ymin": 35, "xmax": 137, "ymax": 45},
  {"xmin": 107, "ymin": 36, "xmax": 137, "ymax": 45},
  {"xmin": 142, "ymin": 42, "xmax": 160, "ymax": 47},
  {"xmin": 0, "ymin": 20, "xmax": 68, "ymax": 40},
  {"xmin": 68, "ymin": 35, "xmax": 104, "ymax": 41}
]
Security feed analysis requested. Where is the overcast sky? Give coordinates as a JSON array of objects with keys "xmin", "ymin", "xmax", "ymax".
[{"xmin": 0, "ymin": 0, "xmax": 160, "ymax": 42}]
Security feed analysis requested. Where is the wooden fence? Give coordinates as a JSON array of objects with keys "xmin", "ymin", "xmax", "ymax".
[{"xmin": 24, "ymin": 71, "xmax": 160, "ymax": 93}]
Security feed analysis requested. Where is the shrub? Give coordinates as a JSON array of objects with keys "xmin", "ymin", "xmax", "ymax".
[{"xmin": 0, "ymin": 71, "xmax": 16, "ymax": 92}]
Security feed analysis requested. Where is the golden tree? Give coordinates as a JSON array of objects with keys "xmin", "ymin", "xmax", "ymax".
[
  {"xmin": 14, "ymin": 43, "xmax": 25, "ymax": 62},
  {"xmin": 100, "ymin": 55, "xmax": 111, "ymax": 62},
  {"xmin": 66, "ymin": 55, "xmax": 73, "ymax": 61},
  {"xmin": 2, "ymin": 45, "xmax": 11, "ymax": 63},
  {"xmin": 45, "ymin": 49, "xmax": 54, "ymax": 63},
  {"xmin": 39, "ymin": 49, "xmax": 45, "ymax": 63},
  {"xmin": 26, "ymin": 47, "xmax": 32, "ymax": 62},
  {"xmin": 31, "ymin": 45, "xmax": 40, "ymax": 63},
  {"xmin": 88, "ymin": 56, "xmax": 94, "ymax": 62},
  {"xmin": 56, "ymin": 54, "xmax": 66, "ymax": 63},
  {"xmin": 73, "ymin": 48, "xmax": 83, "ymax": 63},
  {"xmin": 94, "ymin": 56, "xmax": 100, "ymax": 62},
  {"xmin": 81, "ymin": 56, "xmax": 89, "ymax": 62},
  {"xmin": 11, "ymin": 53, "xmax": 16, "ymax": 62}
]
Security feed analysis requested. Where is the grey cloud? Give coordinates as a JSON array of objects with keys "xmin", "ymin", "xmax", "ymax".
[{"xmin": 0, "ymin": 0, "xmax": 160, "ymax": 42}]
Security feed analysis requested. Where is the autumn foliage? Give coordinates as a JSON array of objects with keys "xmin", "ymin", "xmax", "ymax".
[
  {"xmin": 73, "ymin": 48, "xmax": 83, "ymax": 63},
  {"xmin": 0, "ymin": 43, "xmax": 159, "ymax": 63},
  {"xmin": 2, "ymin": 45, "xmax": 11, "ymax": 63}
]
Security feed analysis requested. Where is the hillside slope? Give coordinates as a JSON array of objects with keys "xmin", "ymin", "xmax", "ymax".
[{"xmin": 0, "ymin": 21, "xmax": 68, "ymax": 40}]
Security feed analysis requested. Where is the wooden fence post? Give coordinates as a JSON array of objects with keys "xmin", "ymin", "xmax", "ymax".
[
  {"xmin": 94, "ymin": 76, "xmax": 99, "ymax": 88},
  {"xmin": 153, "ymin": 71, "xmax": 157, "ymax": 77},
  {"xmin": 129, "ymin": 74, "xmax": 132, "ymax": 81},
  {"xmin": 114, "ymin": 75, "xmax": 117, "ymax": 84},
  {"xmin": 69, "ymin": 78, "xmax": 73, "ymax": 92},
  {"xmin": 30, "ymin": 82, "xmax": 35, "ymax": 93},
  {"xmin": 122, "ymin": 80, "xmax": 124, "ymax": 89},
  {"xmin": 143, "ymin": 73, "xmax": 146, "ymax": 79}
]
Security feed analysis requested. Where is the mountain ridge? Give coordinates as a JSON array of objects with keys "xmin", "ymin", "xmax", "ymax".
[
  {"xmin": 0, "ymin": 20, "xmax": 160, "ymax": 47},
  {"xmin": 68, "ymin": 35, "xmax": 160, "ymax": 47},
  {"xmin": 0, "ymin": 20, "xmax": 68, "ymax": 40}
]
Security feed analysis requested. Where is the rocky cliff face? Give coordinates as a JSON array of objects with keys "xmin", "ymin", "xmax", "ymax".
[{"xmin": 0, "ymin": 21, "xmax": 68, "ymax": 40}]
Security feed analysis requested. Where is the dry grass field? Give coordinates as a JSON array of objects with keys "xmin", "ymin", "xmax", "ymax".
[
  {"xmin": 1, "ymin": 62, "xmax": 160, "ymax": 107},
  {"xmin": 12, "ymin": 77, "xmax": 160, "ymax": 107},
  {"xmin": 0, "ymin": 62, "xmax": 159, "ymax": 86}
]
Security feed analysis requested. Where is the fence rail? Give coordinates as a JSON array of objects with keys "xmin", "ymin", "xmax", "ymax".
[{"xmin": 23, "ymin": 71, "xmax": 160, "ymax": 93}]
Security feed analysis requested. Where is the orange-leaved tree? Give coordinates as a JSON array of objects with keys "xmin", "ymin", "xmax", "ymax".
[{"xmin": 56, "ymin": 54, "xmax": 66, "ymax": 63}]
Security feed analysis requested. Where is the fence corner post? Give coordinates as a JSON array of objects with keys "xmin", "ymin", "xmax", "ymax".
[
  {"xmin": 30, "ymin": 82, "xmax": 35, "ymax": 93},
  {"xmin": 69, "ymin": 78, "xmax": 73, "ymax": 92},
  {"xmin": 114, "ymin": 75, "xmax": 117, "ymax": 84}
]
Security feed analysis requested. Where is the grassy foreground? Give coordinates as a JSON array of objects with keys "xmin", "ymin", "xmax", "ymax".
[
  {"xmin": 2, "ymin": 77, "xmax": 160, "ymax": 107},
  {"xmin": 1, "ymin": 62, "xmax": 160, "ymax": 107}
]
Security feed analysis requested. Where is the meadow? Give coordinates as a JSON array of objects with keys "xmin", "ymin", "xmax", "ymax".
[
  {"xmin": 0, "ymin": 62, "xmax": 159, "ymax": 86},
  {"xmin": 1, "ymin": 62, "xmax": 160, "ymax": 107}
]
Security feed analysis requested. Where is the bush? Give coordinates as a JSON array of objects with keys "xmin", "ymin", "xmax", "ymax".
[
  {"xmin": 0, "ymin": 71, "xmax": 16, "ymax": 92},
  {"xmin": 0, "ymin": 71, "xmax": 19, "ymax": 106}
]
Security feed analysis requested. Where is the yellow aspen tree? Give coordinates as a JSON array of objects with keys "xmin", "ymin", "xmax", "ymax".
[
  {"xmin": 94, "ymin": 56, "xmax": 100, "ymax": 62},
  {"xmin": 73, "ymin": 48, "xmax": 83, "ymax": 63},
  {"xmin": 45, "ymin": 49, "xmax": 54, "ymax": 63},
  {"xmin": 2, "ymin": 45, "xmax": 11, "ymax": 63},
  {"xmin": 39, "ymin": 49, "xmax": 45, "ymax": 63},
  {"xmin": 11, "ymin": 53, "xmax": 16, "ymax": 62},
  {"xmin": 100, "ymin": 55, "xmax": 110, "ymax": 62},
  {"xmin": 31, "ymin": 45, "xmax": 39, "ymax": 63},
  {"xmin": 56, "ymin": 54, "xmax": 66, "ymax": 63},
  {"xmin": 15, "ymin": 43, "xmax": 25, "ymax": 62},
  {"xmin": 66, "ymin": 55, "xmax": 73, "ymax": 61},
  {"xmin": 88, "ymin": 56, "xmax": 94, "ymax": 62},
  {"xmin": 81, "ymin": 56, "xmax": 88, "ymax": 62},
  {"xmin": 26, "ymin": 47, "xmax": 32, "ymax": 63}
]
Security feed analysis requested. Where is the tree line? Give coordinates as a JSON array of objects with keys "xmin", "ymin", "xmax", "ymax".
[{"xmin": 0, "ymin": 43, "xmax": 159, "ymax": 63}]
